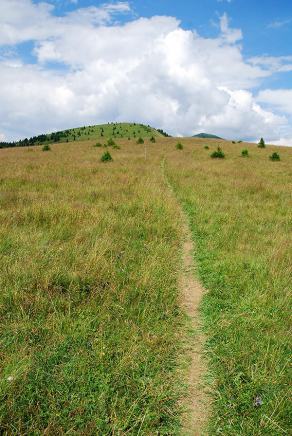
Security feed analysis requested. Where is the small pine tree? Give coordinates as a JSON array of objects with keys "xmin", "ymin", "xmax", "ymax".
[
  {"xmin": 241, "ymin": 149, "xmax": 249, "ymax": 157},
  {"xmin": 204, "ymin": 145, "xmax": 209, "ymax": 150},
  {"xmin": 42, "ymin": 144, "xmax": 51, "ymax": 151},
  {"xmin": 258, "ymin": 137, "xmax": 266, "ymax": 148},
  {"xmin": 211, "ymin": 147, "xmax": 225, "ymax": 159},
  {"xmin": 136, "ymin": 137, "xmax": 144, "ymax": 144},
  {"xmin": 150, "ymin": 136, "xmax": 156, "ymax": 143},
  {"xmin": 176, "ymin": 142, "xmax": 183, "ymax": 150},
  {"xmin": 101, "ymin": 151, "xmax": 113, "ymax": 162},
  {"xmin": 269, "ymin": 152, "xmax": 280, "ymax": 161},
  {"xmin": 94, "ymin": 142, "xmax": 102, "ymax": 147}
]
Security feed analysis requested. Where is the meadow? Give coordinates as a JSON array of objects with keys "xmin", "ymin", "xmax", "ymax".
[
  {"xmin": 0, "ymin": 140, "xmax": 184, "ymax": 434},
  {"xmin": 166, "ymin": 139, "xmax": 292, "ymax": 435},
  {"xmin": 0, "ymin": 134, "xmax": 291, "ymax": 434}
]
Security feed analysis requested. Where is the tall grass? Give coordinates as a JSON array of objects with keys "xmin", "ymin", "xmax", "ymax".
[
  {"xmin": 165, "ymin": 139, "xmax": 292, "ymax": 435},
  {"xmin": 0, "ymin": 141, "xmax": 184, "ymax": 434},
  {"xmin": 1, "ymin": 137, "xmax": 291, "ymax": 434}
]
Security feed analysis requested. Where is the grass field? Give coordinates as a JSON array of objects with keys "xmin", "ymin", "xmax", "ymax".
[
  {"xmin": 0, "ymin": 135, "xmax": 291, "ymax": 434},
  {"xmin": 165, "ymin": 139, "xmax": 292, "ymax": 435},
  {"xmin": 0, "ymin": 140, "xmax": 184, "ymax": 434}
]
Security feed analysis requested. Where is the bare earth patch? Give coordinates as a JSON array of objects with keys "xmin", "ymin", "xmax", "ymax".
[{"xmin": 179, "ymin": 225, "xmax": 209, "ymax": 435}]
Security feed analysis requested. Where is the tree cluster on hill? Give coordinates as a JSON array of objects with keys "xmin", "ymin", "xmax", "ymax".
[
  {"xmin": 157, "ymin": 128, "xmax": 171, "ymax": 137},
  {"xmin": 0, "ymin": 130, "xmax": 72, "ymax": 149}
]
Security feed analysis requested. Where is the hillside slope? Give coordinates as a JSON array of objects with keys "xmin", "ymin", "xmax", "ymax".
[
  {"xmin": 193, "ymin": 133, "xmax": 223, "ymax": 139},
  {"xmin": 0, "ymin": 123, "xmax": 170, "ymax": 148}
]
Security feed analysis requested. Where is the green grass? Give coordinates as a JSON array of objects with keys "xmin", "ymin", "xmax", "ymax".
[
  {"xmin": 0, "ymin": 141, "xmax": 184, "ymax": 434},
  {"xmin": 48, "ymin": 123, "xmax": 163, "ymax": 145},
  {"xmin": 165, "ymin": 139, "xmax": 292, "ymax": 435},
  {"xmin": 0, "ymin": 136, "xmax": 291, "ymax": 434},
  {"xmin": 63, "ymin": 122, "xmax": 163, "ymax": 142}
]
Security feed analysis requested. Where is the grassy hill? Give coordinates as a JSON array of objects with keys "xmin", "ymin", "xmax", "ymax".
[
  {"xmin": 0, "ymin": 135, "xmax": 291, "ymax": 434},
  {"xmin": 193, "ymin": 132, "xmax": 223, "ymax": 139},
  {"xmin": 0, "ymin": 123, "xmax": 169, "ymax": 149},
  {"xmin": 58, "ymin": 122, "xmax": 168, "ymax": 142}
]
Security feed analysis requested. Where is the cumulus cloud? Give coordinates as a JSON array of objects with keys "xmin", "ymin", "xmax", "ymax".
[{"xmin": 0, "ymin": 0, "xmax": 291, "ymax": 144}]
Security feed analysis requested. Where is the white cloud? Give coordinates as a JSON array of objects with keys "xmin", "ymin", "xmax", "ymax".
[
  {"xmin": 267, "ymin": 137, "xmax": 292, "ymax": 146},
  {"xmin": 0, "ymin": 1, "xmax": 291, "ymax": 144},
  {"xmin": 257, "ymin": 89, "xmax": 292, "ymax": 114},
  {"xmin": 219, "ymin": 13, "xmax": 242, "ymax": 43},
  {"xmin": 198, "ymin": 87, "xmax": 286, "ymax": 140},
  {"xmin": 249, "ymin": 55, "xmax": 292, "ymax": 73}
]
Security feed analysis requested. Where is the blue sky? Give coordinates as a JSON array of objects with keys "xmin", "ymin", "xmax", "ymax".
[{"xmin": 1, "ymin": 0, "xmax": 292, "ymax": 143}]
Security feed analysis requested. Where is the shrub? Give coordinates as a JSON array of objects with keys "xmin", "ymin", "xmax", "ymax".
[
  {"xmin": 101, "ymin": 151, "xmax": 113, "ymax": 162},
  {"xmin": 258, "ymin": 137, "xmax": 266, "ymax": 148},
  {"xmin": 241, "ymin": 149, "xmax": 249, "ymax": 157},
  {"xmin": 211, "ymin": 147, "xmax": 225, "ymax": 159},
  {"xmin": 136, "ymin": 137, "xmax": 144, "ymax": 144},
  {"xmin": 269, "ymin": 152, "xmax": 280, "ymax": 161},
  {"xmin": 204, "ymin": 145, "xmax": 209, "ymax": 150},
  {"xmin": 150, "ymin": 136, "xmax": 156, "ymax": 143},
  {"xmin": 176, "ymin": 142, "xmax": 183, "ymax": 150},
  {"xmin": 94, "ymin": 142, "xmax": 102, "ymax": 147},
  {"xmin": 42, "ymin": 144, "xmax": 51, "ymax": 151},
  {"xmin": 237, "ymin": 140, "xmax": 242, "ymax": 143},
  {"xmin": 112, "ymin": 144, "xmax": 120, "ymax": 149},
  {"xmin": 232, "ymin": 141, "xmax": 236, "ymax": 144}
]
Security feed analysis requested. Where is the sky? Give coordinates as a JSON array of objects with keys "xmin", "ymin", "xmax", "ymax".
[{"xmin": 1, "ymin": 0, "xmax": 292, "ymax": 144}]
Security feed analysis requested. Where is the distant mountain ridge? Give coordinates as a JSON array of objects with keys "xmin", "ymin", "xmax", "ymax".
[{"xmin": 193, "ymin": 133, "xmax": 223, "ymax": 139}]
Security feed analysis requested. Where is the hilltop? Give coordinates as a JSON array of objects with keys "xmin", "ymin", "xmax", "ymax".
[
  {"xmin": 0, "ymin": 123, "xmax": 170, "ymax": 148},
  {"xmin": 193, "ymin": 132, "xmax": 223, "ymax": 139}
]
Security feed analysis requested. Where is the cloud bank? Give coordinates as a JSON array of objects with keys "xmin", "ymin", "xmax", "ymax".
[{"xmin": 0, "ymin": 0, "xmax": 292, "ymax": 144}]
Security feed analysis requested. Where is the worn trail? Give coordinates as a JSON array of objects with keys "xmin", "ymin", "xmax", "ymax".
[{"xmin": 162, "ymin": 159, "xmax": 209, "ymax": 435}]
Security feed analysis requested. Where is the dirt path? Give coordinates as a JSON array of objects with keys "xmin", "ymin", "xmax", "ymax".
[{"xmin": 162, "ymin": 160, "xmax": 209, "ymax": 435}]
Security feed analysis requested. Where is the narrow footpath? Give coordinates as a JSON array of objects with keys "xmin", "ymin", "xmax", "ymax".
[{"xmin": 162, "ymin": 159, "xmax": 209, "ymax": 435}]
